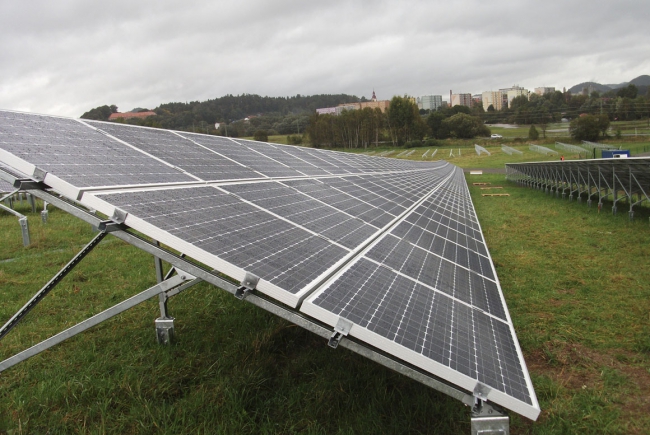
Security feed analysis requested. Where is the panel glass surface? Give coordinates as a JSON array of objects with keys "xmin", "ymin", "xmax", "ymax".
[
  {"xmin": 0, "ymin": 111, "xmax": 193, "ymax": 187},
  {"xmin": 178, "ymin": 133, "xmax": 305, "ymax": 178},
  {"xmin": 87, "ymin": 121, "xmax": 262, "ymax": 181},
  {"xmin": 97, "ymin": 186, "xmax": 348, "ymax": 294},
  {"xmin": 303, "ymin": 167, "xmax": 537, "ymax": 415}
]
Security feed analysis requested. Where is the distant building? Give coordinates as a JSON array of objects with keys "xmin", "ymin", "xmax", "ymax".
[
  {"xmin": 316, "ymin": 90, "xmax": 390, "ymax": 115},
  {"xmin": 500, "ymin": 85, "xmax": 529, "ymax": 106},
  {"xmin": 316, "ymin": 107, "xmax": 337, "ymax": 115},
  {"xmin": 417, "ymin": 95, "xmax": 443, "ymax": 111},
  {"xmin": 534, "ymin": 87, "xmax": 555, "ymax": 95},
  {"xmin": 482, "ymin": 91, "xmax": 505, "ymax": 111},
  {"xmin": 450, "ymin": 91, "xmax": 472, "ymax": 107},
  {"xmin": 108, "ymin": 111, "xmax": 156, "ymax": 120}
]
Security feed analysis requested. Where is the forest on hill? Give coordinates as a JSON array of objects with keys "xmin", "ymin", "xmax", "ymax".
[{"xmin": 81, "ymin": 94, "xmax": 361, "ymax": 136}]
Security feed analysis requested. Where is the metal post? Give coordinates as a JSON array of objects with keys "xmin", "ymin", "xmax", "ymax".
[
  {"xmin": 612, "ymin": 167, "xmax": 617, "ymax": 215},
  {"xmin": 154, "ymin": 241, "xmax": 174, "ymax": 345},
  {"xmin": 27, "ymin": 193, "xmax": 36, "ymax": 213},
  {"xmin": 41, "ymin": 201, "xmax": 48, "ymax": 224},
  {"xmin": 18, "ymin": 216, "xmax": 30, "ymax": 247}
]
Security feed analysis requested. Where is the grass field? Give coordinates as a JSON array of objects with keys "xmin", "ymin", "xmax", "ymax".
[{"xmin": 1, "ymin": 151, "xmax": 650, "ymax": 433}]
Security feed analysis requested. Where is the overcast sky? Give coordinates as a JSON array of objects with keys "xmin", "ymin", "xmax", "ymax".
[{"xmin": 1, "ymin": 0, "xmax": 648, "ymax": 118}]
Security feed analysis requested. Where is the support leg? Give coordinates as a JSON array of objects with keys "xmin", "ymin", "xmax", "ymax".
[
  {"xmin": 19, "ymin": 216, "xmax": 30, "ymax": 247},
  {"xmin": 154, "ymin": 243, "xmax": 174, "ymax": 345},
  {"xmin": 471, "ymin": 401, "xmax": 509, "ymax": 435}
]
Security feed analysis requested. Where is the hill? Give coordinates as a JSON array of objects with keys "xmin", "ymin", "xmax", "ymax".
[{"xmin": 569, "ymin": 74, "xmax": 650, "ymax": 94}]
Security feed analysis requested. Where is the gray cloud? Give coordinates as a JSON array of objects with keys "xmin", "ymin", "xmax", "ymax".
[{"xmin": 1, "ymin": 0, "xmax": 648, "ymax": 117}]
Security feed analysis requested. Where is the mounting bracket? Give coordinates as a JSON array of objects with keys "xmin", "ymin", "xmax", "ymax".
[
  {"xmin": 471, "ymin": 395, "xmax": 509, "ymax": 435},
  {"xmin": 235, "ymin": 272, "xmax": 260, "ymax": 300},
  {"xmin": 328, "ymin": 317, "xmax": 353, "ymax": 349}
]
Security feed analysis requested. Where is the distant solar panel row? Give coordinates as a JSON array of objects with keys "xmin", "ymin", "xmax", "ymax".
[{"xmin": 0, "ymin": 109, "xmax": 539, "ymax": 420}]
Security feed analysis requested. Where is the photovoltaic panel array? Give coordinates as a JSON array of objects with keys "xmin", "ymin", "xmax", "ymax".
[{"xmin": 0, "ymin": 109, "xmax": 539, "ymax": 420}]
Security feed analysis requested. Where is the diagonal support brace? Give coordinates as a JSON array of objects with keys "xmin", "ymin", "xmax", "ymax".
[{"xmin": 0, "ymin": 230, "xmax": 108, "ymax": 341}]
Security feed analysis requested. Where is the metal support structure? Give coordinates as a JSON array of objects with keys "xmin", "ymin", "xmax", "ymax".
[
  {"xmin": 3, "ymin": 186, "xmax": 510, "ymax": 431},
  {"xmin": 0, "ymin": 189, "xmax": 31, "ymax": 247},
  {"xmin": 471, "ymin": 400, "xmax": 510, "ymax": 435},
  {"xmin": 27, "ymin": 193, "xmax": 36, "ymax": 213},
  {"xmin": 507, "ymin": 160, "xmax": 650, "ymax": 224},
  {"xmin": 235, "ymin": 272, "xmax": 260, "ymax": 300},
  {"xmin": 0, "ymin": 230, "xmax": 108, "ymax": 341},
  {"xmin": 153, "ymin": 240, "xmax": 174, "ymax": 344},
  {"xmin": 328, "ymin": 317, "xmax": 353, "ymax": 349},
  {"xmin": 41, "ymin": 201, "xmax": 48, "ymax": 223}
]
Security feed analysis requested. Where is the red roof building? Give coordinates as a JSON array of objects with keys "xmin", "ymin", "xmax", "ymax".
[{"xmin": 108, "ymin": 111, "xmax": 156, "ymax": 120}]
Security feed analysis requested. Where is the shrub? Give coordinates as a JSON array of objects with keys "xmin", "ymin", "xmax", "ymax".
[
  {"xmin": 423, "ymin": 139, "xmax": 441, "ymax": 147},
  {"xmin": 528, "ymin": 125, "xmax": 539, "ymax": 140},
  {"xmin": 287, "ymin": 135, "xmax": 303, "ymax": 145},
  {"xmin": 253, "ymin": 130, "xmax": 268, "ymax": 142}
]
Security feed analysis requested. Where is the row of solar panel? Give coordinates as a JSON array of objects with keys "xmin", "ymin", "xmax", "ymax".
[
  {"xmin": 303, "ymin": 169, "xmax": 533, "ymax": 408},
  {"xmin": 0, "ymin": 111, "xmax": 444, "ymax": 189}
]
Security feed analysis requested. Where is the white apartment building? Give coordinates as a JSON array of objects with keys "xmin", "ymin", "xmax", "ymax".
[{"xmin": 500, "ymin": 85, "xmax": 530, "ymax": 106}]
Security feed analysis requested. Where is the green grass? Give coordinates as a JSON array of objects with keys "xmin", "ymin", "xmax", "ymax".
[{"xmin": 1, "ymin": 172, "xmax": 650, "ymax": 433}]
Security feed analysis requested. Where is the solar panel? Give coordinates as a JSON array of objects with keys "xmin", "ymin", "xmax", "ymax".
[
  {"xmin": 301, "ymin": 169, "xmax": 537, "ymax": 418},
  {"xmin": 0, "ymin": 109, "xmax": 539, "ymax": 421},
  {"xmin": 0, "ymin": 111, "xmax": 194, "ymax": 189},
  {"xmin": 85, "ymin": 121, "xmax": 263, "ymax": 182}
]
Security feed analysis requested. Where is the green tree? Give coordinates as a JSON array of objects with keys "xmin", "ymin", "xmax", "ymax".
[
  {"xmin": 426, "ymin": 111, "xmax": 449, "ymax": 139},
  {"xmin": 569, "ymin": 115, "xmax": 600, "ymax": 141},
  {"xmin": 595, "ymin": 114, "xmax": 611, "ymax": 137},
  {"xmin": 442, "ymin": 113, "xmax": 490, "ymax": 139},
  {"xmin": 80, "ymin": 105, "xmax": 117, "ymax": 120},
  {"xmin": 253, "ymin": 130, "xmax": 268, "ymax": 142},
  {"xmin": 616, "ymin": 84, "xmax": 638, "ymax": 99},
  {"xmin": 528, "ymin": 125, "xmax": 539, "ymax": 140},
  {"xmin": 387, "ymin": 96, "xmax": 428, "ymax": 146}
]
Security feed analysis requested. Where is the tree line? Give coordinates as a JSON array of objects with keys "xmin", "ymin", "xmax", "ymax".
[
  {"xmin": 307, "ymin": 96, "xmax": 490, "ymax": 148},
  {"xmin": 480, "ymin": 84, "xmax": 650, "ymax": 125}
]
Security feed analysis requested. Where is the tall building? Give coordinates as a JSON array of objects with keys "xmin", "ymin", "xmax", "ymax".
[
  {"xmin": 500, "ymin": 85, "xmax": 530, "ymax": 106},
  {"xmin": 534, "ymin": 87, "xmax": 555, "ymax": 96},
  {"xmin": 417, "ymin": 95, "xmax": 443, "ymax": 111},
  {"xmin": 482, "ymin": 91, "xmax": 505, "ymax": 111},
  {"xmin": 450, "ymin": 91, "xmax": 472, "ymax": 108}
]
